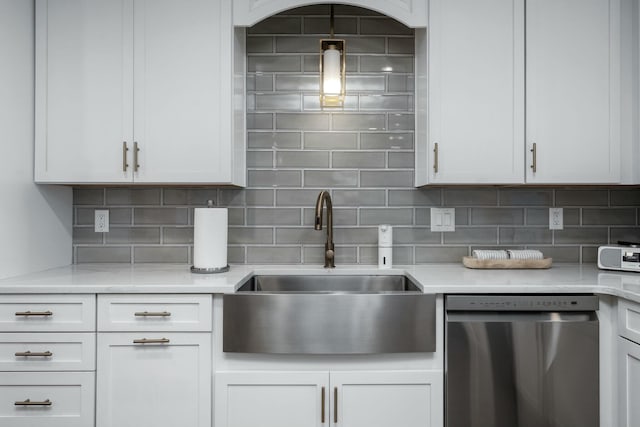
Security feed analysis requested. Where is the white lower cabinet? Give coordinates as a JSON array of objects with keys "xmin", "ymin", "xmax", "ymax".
[
  {"xmin": 215, "ymin": 370, "xmax": 443, "ymax": 427},
  {"xmin": 331, "ymin": 371, "xmax": 442, "ymax": 427},
  {"xmin": 0, "ymin": 371, "xmax": 95, "ymax": 427},
  {"xmin": 96, "ymin": 332, "xmax": 211, "ymax": 427},
  {"xmin": 618, "ymin": 336, "xmax": 640, "ymax": 427}
]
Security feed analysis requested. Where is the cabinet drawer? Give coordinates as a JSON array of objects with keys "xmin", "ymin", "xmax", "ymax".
[
  {"xmin": 0, "ymin": 371, "xmax": 95, "ymax": 427},
  {"xmin": 0, "ymin": 333, "xmax": 95, "ymax": 372},
  {"xmin": 619, "ymin": 299, "xmax": 640, "ymax": 345},
  {"xmin": 98, "ymin": 294, "xmax": 212, "ymax": 331},
  {"xmin": 0, "ymin": 295, "xmax": 95, "ymax": 332}
]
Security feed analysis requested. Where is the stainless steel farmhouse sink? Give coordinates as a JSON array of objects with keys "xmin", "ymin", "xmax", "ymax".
[{"xmin": 223, "ymin": 275, "xmax": 435, "ymax": 354}]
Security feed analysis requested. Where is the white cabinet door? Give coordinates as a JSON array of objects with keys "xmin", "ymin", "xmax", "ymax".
[
  {"xmin": 526, "ymin": 0, "xmax": 620, "ymax": 184},
  {"xmin": 35, "ymin": 0, "xmax": 133, "ymax": 184},
  {"xmin": 330, "ymin": 370, "xmax": 443, "ymax": 427},
  {"xmin": 215, "ymin": 371, "xmax": 329, "ymax": 427},
  {"xmin": 424, "ymin": 0, "xmax": 525, "ymax": 184},
  {"xmin": 96, "ymin": 332, "xmax": 211, "ymax": 427},
  {"xmin": 619, "ymin": 337, "xmax": 640, "ymax": 427},
  {"xmin": 132, "ymin": 0, "xmax": 234, "ymax": 184}
]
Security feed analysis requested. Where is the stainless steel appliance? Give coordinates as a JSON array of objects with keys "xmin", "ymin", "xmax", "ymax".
[{"xmin": 446, "ymin": 295, "xmax": 599, "ymax": 427}]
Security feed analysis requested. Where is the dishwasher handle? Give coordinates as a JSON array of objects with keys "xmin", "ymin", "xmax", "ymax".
[{"xmin": 446, "ymin": 311, "xmax": 598, "ymax": 323}]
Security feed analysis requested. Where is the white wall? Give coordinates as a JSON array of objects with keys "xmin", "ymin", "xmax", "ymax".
[{"xmin": 0, "ymin": 0, "xmax": 72, "ymax": 279}]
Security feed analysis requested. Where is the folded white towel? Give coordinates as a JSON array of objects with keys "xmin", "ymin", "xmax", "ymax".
[
  {"xmin": 472, "ymin": 250, "xmax": 509, "ymax": 260},
  {"xmin": 507, "ymin": 250, "xmax": 544, "ymax": 260}
]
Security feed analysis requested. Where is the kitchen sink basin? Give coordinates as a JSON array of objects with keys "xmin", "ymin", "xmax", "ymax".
[
  {"xmin": 223, "ymin": 274, "xmax": 435, "ymax": 355},
  {"xmin": 235, "ymin": 274, "xmax": 422, "ymax": 293}
]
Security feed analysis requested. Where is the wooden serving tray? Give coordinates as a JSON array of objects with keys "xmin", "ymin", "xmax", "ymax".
[{"xmin": 462, "ymin": 256, "xmax": 553, "ymax": 269}]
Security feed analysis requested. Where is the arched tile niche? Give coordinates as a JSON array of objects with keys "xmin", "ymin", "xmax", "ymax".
[{"xmin": 234, "ymin": 0, "xmax": 427, "ymax": 28}]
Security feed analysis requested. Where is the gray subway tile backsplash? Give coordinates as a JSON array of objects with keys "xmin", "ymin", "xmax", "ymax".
[
  {"xmin": 277, "ymin": 151, "xmax": 330, "ymax": 168},
  {"xmin": 304, "ymin": 170, "xmax": 359, "ymax": 187},
  {"xmin": 582, "ymin": 208, "xmax": 637, "ymax": 225},
  {"xmin": 247, "ymin": 208, "xmax": 302, "ymax": 226},
  {"xmin": 106, "ymin": 188, "xmax": 161, "ymax": 206},
  {"xmin": 105, "ymin": 227, "xmax": 161, "ymax": 244},
  {"xmin": 74, "ymin": 188, "xmax": 104, "ymax": 205},
  {"xmin": 134, "ymin": 208, "xmax": 189, "ymax": 225},
  {"xmin": 276, "ymin": 113, "xmax": 330, "ymax": 130},
  {"xmin": 133, "ymin": 247, "xmax": 189, "ymax": 264},
  {"xmin": 332, "ymin": 189, "xmax": 386, "ymax": 206},
  {"xmin": 470, "ymin": 208, "xmax": 524, "ymax": 226},
  {"xmin": 304, "ymin": 132, "xmax": 357, "ymax": 149},
  {"xmin": 332, "ymin": 114, "xmax": 387, "ymax": 131},
  {"xmin": 248, "ymin": 170, "xmax": 302, "ymax": 187},
  {"xmin": 248, "ymin": 132, "xmax": 301, "ymax": 149},
  {"xmin": 360, "ymin": 56, "xmax": 414, "ymax": 73},
  {"xmin": 332, "ymin": 152, "xmax": 385, "ymax": 169},
  {"xmin": 72, "ymin": 7, "xmax": 640, "ymax": 265},
  {"xmin": 302, "ymin": 17, "xmax": 358, "ymax": 35},
  {"xmin": 302, "ymin": 208, "xmax": 358, "ymax": 226},
  {"xmin": 361, "ymin": 133, "xmax": 413, "ymax": 149}
]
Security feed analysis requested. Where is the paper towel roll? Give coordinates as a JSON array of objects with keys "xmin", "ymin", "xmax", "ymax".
[{"xmin": 193, "ymin": 207, "xmax": 228, "ymax": 270}]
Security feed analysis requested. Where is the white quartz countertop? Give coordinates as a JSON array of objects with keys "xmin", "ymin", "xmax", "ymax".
[{"xmin": 1, "ymin": 263, "xmax": 640, "ymax": 303}]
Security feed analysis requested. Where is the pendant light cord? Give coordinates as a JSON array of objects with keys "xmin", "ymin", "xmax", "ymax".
[{"xmin": 330, "ymin": 4, "xmax": 335, "ymax": 38}]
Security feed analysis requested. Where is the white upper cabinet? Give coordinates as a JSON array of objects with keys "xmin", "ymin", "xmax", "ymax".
[
  {"xmin": 35, "ymin": 0, "xmax": 246, "ymax": 185},
  {"xmin": 417, "ymin": 0, "xmax": 620, "ymax": 185},
  {"xmin": 420, "ymin": 0, "xmax": 525, "ymax": 185},
  {"xmin": 526, "ymin": 0, "xmax": 620, "ymax": 184},
  {"xmin": 35, "ymin": 0, "xmax": 133, "ymax": 184}
]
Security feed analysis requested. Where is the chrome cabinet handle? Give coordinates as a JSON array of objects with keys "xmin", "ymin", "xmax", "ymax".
[
  {"xmin": 15, "ymin": 351, "xmax": 53, "ymax": 357},
  {"xmin": 122, "ymin": 141, "xmax": 129, "ymax": 172},
  {"xmin": 334, "ymin": 387, "xmax": 338, "ymax": 423},
  {"xmin": 15, "ymin": 399, "xmax": 52, "ymax": 406},
  {"xmin": 15, "ymin": 311, "xmax": 52, "ymax": 317},
  {"xmin": 321, "ymin": 387, "xmax": 326, "ymax": 423},
  {"xmin": 433, "ymin": 142, "xmax": 439, "ymax": 173},
  {"xmin": 134, "ymin": 311, "xmax": 171, "ymax": 317},
  {"xmin": 530, "ymin": 142, "xmax": 537, "ymax": 173},
  {"xmin": 133, "ymin": 142, "xmax": 140, "ymax": 172},
  {"xmin": 133, "ymin": 338, "xmax": 170, "ymax": 344}
]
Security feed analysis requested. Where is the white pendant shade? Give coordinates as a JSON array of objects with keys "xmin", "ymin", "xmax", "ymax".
[{"xmin": 322, "ymin": 47, "xmax": 342, "ymax": 95}]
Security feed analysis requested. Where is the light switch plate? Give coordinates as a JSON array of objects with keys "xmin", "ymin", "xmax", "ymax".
[{"xmin": 431, "ymin": 208, "xmax": 455, "ymax": 232}]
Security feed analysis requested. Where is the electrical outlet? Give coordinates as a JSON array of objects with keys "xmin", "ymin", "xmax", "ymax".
[
  {"xmin": 549, "ymin": 208, "xmax": 563, "ymax": 230},
  {"xmin": 431, "ymin": 208, "xmax": 455, "ymax": 232},
  {"xmin": 95, "ymin": 210, "xmax": 109, "ymax": 233}
]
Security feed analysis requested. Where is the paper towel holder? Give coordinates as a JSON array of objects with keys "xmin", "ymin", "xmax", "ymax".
[{"xmin": 190, "ymin": 199, "xmax": 230, "ymax": 274}]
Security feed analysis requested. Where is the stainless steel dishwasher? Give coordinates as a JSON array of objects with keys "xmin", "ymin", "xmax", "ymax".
[{"xmin": 446, "ymin": 295, "xmax": 599, "ymax": 427}]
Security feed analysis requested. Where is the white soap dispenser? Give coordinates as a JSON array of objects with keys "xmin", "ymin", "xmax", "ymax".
[{"xmin": 378, "ymin": 225, "xmax": 393, "ymax": 269}]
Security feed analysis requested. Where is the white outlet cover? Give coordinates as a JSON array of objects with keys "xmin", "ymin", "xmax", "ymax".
[
  {"xmin": 549, "ymin": 208, "xmax": 563, "ymax": 230},
  {"xmin": 95, "ymin": 209, "xmax": 109, "ymax": 233},
  {"xmin": 431, "ymin": 208, "xmax": 455, "ymax": 232}
]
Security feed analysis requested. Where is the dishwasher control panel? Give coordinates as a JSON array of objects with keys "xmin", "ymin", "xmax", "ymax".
[{"xmin": 446, "ymin": 295, "xmax": 599, "ymax": 311}]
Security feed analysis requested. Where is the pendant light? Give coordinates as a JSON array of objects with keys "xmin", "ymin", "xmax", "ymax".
[{"xmin": 319, "ymin": 5, "xmax": 346, "ymax": 108}]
